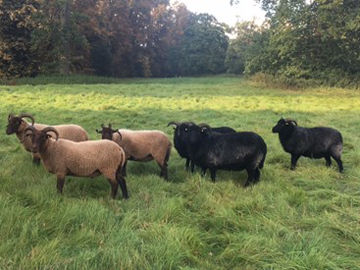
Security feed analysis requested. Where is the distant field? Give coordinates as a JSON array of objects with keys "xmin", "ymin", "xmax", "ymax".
[{"xmin": 1, "ymin": 77, "xmax": 359, "ymax": 269}]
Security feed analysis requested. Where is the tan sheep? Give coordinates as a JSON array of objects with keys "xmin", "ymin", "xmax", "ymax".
[
  {"xmin": 24, "ymin": 126, "xmax": 128, "ymax": 199},
  {"xmin": 6, "ymin": 113, "xmax": 89, "ymax": 164},
  {"xmin": 96, "ymin": 124, "xmax": 172, "ymax": 179}
]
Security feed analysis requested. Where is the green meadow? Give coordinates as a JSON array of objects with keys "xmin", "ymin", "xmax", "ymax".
[{"xmin": 1, "ymin": 77, "xmax": 360, "ymax": 269}]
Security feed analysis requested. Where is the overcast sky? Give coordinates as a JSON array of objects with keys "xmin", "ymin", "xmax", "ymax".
[{"xmin": 171, "ymin": 0, "xmax": 266, "ymax": 26}]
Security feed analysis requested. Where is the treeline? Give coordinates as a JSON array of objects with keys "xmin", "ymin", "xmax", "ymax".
[
  {"xmin": 0, "ymin": 0, "xmax": 228, "ymax": 78},
  {"xmin": 1, "ymin": 0, "xmax": 359, "ymax": 87},
  {"xmin": 228, "ymin": 0, "xmax": 360, "ymax": 87}
]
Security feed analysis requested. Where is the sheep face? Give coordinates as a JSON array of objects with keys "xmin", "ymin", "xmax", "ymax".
[
  {"xmin": 168, "ymin": 121, "xmax": 194, "ymax": 143},
  {"xmin": 186, "ymin": 124, "xmax": 211, "ymax": 145},
  {"xmin": 272, "ymin": 118, "xmax": 297, "ymax": 133},
  {"xmin": 6, "ymin": 115, "xmax": 23, "ymax": 135},
  {"xmin": 24, "ymin": 126, "xmax": 59, "ymax": 153},
  {"xmin": 6, "ymin": 113, "xmax": 35, "ymax": 135},
  {"xmin": 96, "ymin": 124, "xmax": 122, "ymax": 141}
]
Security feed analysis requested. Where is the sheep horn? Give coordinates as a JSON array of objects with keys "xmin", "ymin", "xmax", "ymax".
[
  {"xmin": 19, "ymin": 113, "xmax": 35, "ymax": 126},
  {"xmin": 115, "ymin": 130, "xmax": 122, "ymax": 141},
  {"xmin": 42, "ymin": 127, "xmax": 59, "ymax": 141},
  {"xmin": 8, "ymin": 113, "xmax": 14, "ymax": 121},
  {"xmin": 22, "ymin": 126, "xmax": 35, "ymax": 142},
  {"xmin": 199, "ymin": 123, "xmax": 211, "ymax": 131},
  {"xmin": 101, "ymin": 123, "xmax": 105, "ymax": 128},
  {"xmin": 109, "ymin": 123, "xmax": 112, "ymax": 129},
  {"xmin": 167, "ymin": 121, "xmax": 180, "ymax": 127},
  {"xmin": 285, "ymin": 118, "xmax": 298, "ymax": 126}
]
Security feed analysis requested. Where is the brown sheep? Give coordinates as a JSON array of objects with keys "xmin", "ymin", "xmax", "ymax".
[
  {"xmin": 6, "ymin": 113, "xmax": 88, "ymax": 164},
  {"xmin": 96, "ymin": 124, "xmax": 172, "ymax": 180},
  {"xmin": 24, "ymin": 126, "xmax": 128, "ymax": 199}
]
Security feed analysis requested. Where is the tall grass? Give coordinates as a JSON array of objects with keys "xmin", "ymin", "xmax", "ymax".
[{"xmin": 0, "ymin": 77, "xmax": 359, "ymax": 268}]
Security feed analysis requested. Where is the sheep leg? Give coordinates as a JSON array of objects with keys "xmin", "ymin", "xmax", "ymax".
[
  {"xmin": 122, "ymin": 161, "xmax": 127, "ymax": 177},
  {"xmin": 290, "ymin": 154, "xmax": 300, "ymax": 170},
  {"xmin": 56, "ymin": 176, "xmax": 65, "ymax": 193},
  {"xmin": 32, "ymin": 156, "xmax": 41, "ymax": 165},
  {"xmin": 190, "ymin": 161, "xmax": 195, "ymax": 173},
  {"xmin": 253, "ymin": 168, "xmax": 261, "ymax": 183},
  {"xmin": 161, "ymin": 165, "xmax": 169, "ymax": 180},
  {"xmin": 210, "ymin": 168, "xmax": 217, "ymax": 182},
  {"xmin": 332, "ymin": 156, "xmax": 343, "ymax": 173},
  {"xmin": 201, "ymin": 167, "xmax": 207, "ymax": 176},
  {"xmin": 185, "ymin": 159, "xmax": 190, "ymax": 170},
  {"xmin": 116, "ymin": 173, "xmax": 129, "ymax": 199},
  {"xmin": 244, "ymin": 169, "xmax": 255, "ymax": 187},
  {"xmin": 325, "ymin": 156, "xmax": 332, "ymax": 167},
  {"xmin": 157, "ymin": 160, "xmax": 168, "ymax": 180},
  {"xmin": 107, "ymin": 179, "xmax": 119, "ymax": 199}
]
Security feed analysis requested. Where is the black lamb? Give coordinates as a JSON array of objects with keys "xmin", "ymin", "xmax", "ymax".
[
  {"xmin": 272, "ymin": 118, "xmax": 343, "ymax": 172},
  {"xmin": 185, "ymin": 123, "xmax": 267, "ymax": 186}
]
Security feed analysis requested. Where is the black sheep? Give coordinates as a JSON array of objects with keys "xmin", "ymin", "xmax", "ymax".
[
  {"xmin": 272, "ymin": 118, "xmax": 343, "ymax": 172},
  {"xmin": 168, "ymin": 122, "xmax": 236, "ymax": 172},
  {"xmin": 168, "ymin": 121, "xmax": 195, "ymax": 171},
  {"xmin": 185, "ymin": 123, "xmax": 267, "ymax": 186}
]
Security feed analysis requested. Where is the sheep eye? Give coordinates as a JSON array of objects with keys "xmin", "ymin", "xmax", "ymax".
[{"xmin": 185, "ymin": 128, "xmax": 188, "ymax": 132}]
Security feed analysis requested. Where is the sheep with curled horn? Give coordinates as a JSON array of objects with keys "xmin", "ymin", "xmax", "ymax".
[
  {"xmin": 272, "ymin": 117, "xmax": 343, "ymax": 172},
  {"xmin": 185, "ymin": 123, "xmax": 267, "ymax": 186},
  {"xmin": 6, "ymin": 113, "xmax": 89, "ymax": 165},
  {"xmin": 168, "ymin": 121, "xmax": 237, "ymax": 173},
  {"xmin": 96, "ymin": 123, "xmax": 172, "ymax": 179},
  {"xmin": 24, "ymin": 126, "xmax": 128, "ymax": 199},
  {"xmin": 167, "ymin": 121, "xmax": 196, "ymax": 171}
]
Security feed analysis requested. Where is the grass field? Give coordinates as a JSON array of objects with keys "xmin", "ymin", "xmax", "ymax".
[{"xmin": 1, "ymin": 77, "xmax": 360, "ymax": 269}]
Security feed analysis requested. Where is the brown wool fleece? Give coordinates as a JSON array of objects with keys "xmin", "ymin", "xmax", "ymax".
[
  {"xmin": 112, "ymin": 129, "xmax": 172, "ymax": 165},
  {"xmin": 39, "ymin": 139, "xmax": 126, "ymax": 179},
  {"xmin": 17, "ymin": 119, "xmax": 89, "ymax": 160}
]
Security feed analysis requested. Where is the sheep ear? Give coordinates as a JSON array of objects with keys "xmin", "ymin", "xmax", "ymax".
[
  {"xmin": 46, "ymin": 134, "xmax": 52, "ymax": 139},
  {"xmin": 96, "ymin": 129, "xmax": 102, "ymax": 134}
]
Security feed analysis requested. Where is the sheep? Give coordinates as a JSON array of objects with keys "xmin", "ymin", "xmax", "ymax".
[
  {"xmin": 6, "ymin": 113, "xmax": 89, "ymax": 164},
  {"xmin": 167, "ymin": 121, "xmax": 236, "ymax": 173},
  {"xmin": 167, "ymin": 121, "xmax": 195, "ymax": 171},
  {"xmin": 185, "ymin": 123, "xmax": 267, "ymax": 186},
  {"xmin": 272, "ymin": 118, "xmax": 344, "ymax": 172},
  {"xmin": 96, "ymin": 124, "xmax": 172, "ymax": 180},
  {"xmin": 24, "ymin": 126, "xmax": 128, "ymax": 199}
]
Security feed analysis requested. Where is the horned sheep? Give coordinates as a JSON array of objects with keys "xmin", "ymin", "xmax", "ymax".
[
  {"xmin": 167, "ymin": 121, "xmax": 236, "ymax": 172},
  {"xmin": 96, "ymin": 124, "xmax": 172, "ymax": 179},
  {"xmin": 24, "ymin": 126, "xmax": 128, "ymax": 199},
  {"xmin": 6, "ymin": 113, "xmax": 89, "ymax": 164},
  {"xmin": 185, "ymin": 123, "xmax": 267, "ymax": 186},
  {"xmin": 272, "ymin": 118, "xmax": 344, "ymax": 172}
]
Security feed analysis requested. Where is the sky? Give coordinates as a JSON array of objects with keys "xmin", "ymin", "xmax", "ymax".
[{"xmin": 171, "ymin": 0, "xmax": 266, "ymax": 26}]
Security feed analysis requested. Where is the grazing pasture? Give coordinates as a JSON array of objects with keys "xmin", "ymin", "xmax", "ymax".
[{"xmin": 1, "ymin": 77, "xmax": 359, "ymax": 269}]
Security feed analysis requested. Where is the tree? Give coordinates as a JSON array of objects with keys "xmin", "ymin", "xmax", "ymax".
[
  {"xmin": 0, "ymin": 0, "xmax": 40, "ymax": 78},
  {"xmin": 174, "ymin": 13, "xmax": 229, "ymax": 76}
]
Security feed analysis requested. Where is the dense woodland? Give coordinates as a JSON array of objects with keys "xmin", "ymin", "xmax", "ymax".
[{"xmin": 0, "ymin": 0, "xmax": 359, "ymax": 86}]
